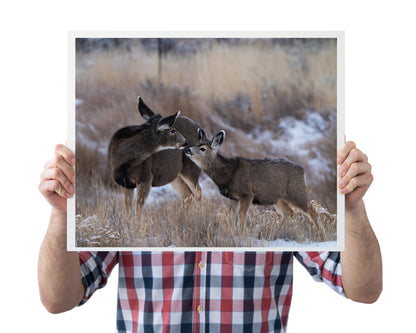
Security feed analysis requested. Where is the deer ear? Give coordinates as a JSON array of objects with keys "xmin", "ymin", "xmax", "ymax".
[
  {"xmin": 211, "ymin": 130, "xmax": 225, "ymax": 149},
  {"xmin": 157, "ymin": 111, "xmax": 180, "ymax": 130},
  {"xmin": 198, "ymin": 128, "xmax": 208, "ymax": 141},
  {"xmin": 138, "ymin": 96, "xmax": 155, "ymax": 120}
]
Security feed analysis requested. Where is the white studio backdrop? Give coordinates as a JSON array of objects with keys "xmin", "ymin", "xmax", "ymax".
[{"xmin": 1, "ymin": 1, "xmax": 415, "ymax": 332}]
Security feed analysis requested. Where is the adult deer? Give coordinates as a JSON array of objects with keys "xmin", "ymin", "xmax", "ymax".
[
  {"xmin": 185, "ymin": 129, "xmax": 326, "ymax": 240},
  {"xmin": 108, "ymin": 97, "xmax": 201, "ymax": 216}
]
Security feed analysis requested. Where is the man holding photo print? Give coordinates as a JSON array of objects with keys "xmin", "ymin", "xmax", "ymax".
[{"xmin": 38, "ymin": 141, "xmax": 382, "ymax": 332}]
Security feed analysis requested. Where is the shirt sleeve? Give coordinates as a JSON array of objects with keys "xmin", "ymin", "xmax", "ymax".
[
  {"xmin": 294, "ymin": 251, "xmax": 345, "ymax": 296},
  {"xmin": 78, "ymin": 251, "xmax": 119, "ymax": 305}
]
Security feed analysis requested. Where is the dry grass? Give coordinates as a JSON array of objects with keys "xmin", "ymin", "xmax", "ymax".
[
  {"xmin": 76, "ymin": 185, "xmax": 337, "ymax": 248},
  {"xmin": 75, "ymin": 38, "xmax": 338, "ymax": 247},
  {"xmin": 76, "ymin": 39, "xmax": 337, "ymax": 131}
]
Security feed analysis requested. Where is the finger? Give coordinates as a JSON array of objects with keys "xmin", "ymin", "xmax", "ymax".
[
  {"xmin": 337, "ymin": 141, "xmax": 356, "ymax": 165},
  {"xmin": 337, "ymin": 147, "xmax": 368, "ymax": 178},
  {"xmin": 338, "ymin": 173, "xmax": 373, "ymax": 195},
  {"xmin": 337, "ymin": 161, "xmax": 372, "ymax": 189},
  {"xmin": 39, "ymin": 178, "xmax": 73, "ymax": 199},
  {"xmin": 44, "ymin": 154, "xmax": 76, "ymax": 183},
  {"xmin": 41, "ymin": 167, "xmax": 75, "ymax": 195},
  {"xmin": 54, "ymin": 144, "xmax": 76, "ymax": 166}
]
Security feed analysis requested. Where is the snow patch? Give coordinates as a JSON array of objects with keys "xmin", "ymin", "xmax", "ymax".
[
  {"xmin": 247, "ymin": 110, "xmax": 336, "ymax": 185},
  {"xmin": 75, "ymin": 98, "xmax": 83, "ymax": 107}
]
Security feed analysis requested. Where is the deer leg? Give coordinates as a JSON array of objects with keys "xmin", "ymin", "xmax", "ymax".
[
  {"xmin": 135, "ymin": 179, "xmax": 152, "ymax": 217},
  {"xmin": 123, "ymin": 187, "xmax": 134, "ymax": 213},
  {"xmin": 286, "ymin": 201, "xmax": 327, "ymax": 242},
  {"xmin": 230, "ymin": 199, "xmax": 240, "ymax": 225},
  {"xmin": 179, "ymin": 174, "xmax": 202, "ymax": 201},
  {"xmin": 238, "ymin": 196, "xmax": 253, "ymax": 232},
  {"xmin": 275, "ymin": 199, "xmax": 293, "ymax": 234},
  {"xmin": 304, "ymin": 209, "xmax": 326, "ymax": 242},
  {"xmin": 170, "ymin": 176, "xmax": 193, "ymax": 203},
  {"xmin": 179, "ymin": 159, "xmax": 202, "ymax": 201}
]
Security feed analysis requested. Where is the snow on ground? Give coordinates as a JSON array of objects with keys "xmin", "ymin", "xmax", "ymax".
[
  {"xmin": 146, "ymin": 174, "xmax": 219, "ymax": 205},
  {"xmin": 248, "ymin": 111, "xmax": 331, "ymax": 152},
  {"xmin": 161, "ymin": 239, "xmax": 337, "ymax": 249},
  {"xmin": 250, "ymin": 238, "xmax": 337, "ymax": 248},
  {"xmin": 247, "ymin": 110, "xmax": 336, "ymax": 185},
  {"xmin": 75, "ymin": 98, "xmax": 83, "ymax": 107}
]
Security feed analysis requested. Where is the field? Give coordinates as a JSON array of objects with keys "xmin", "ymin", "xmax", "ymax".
[{"xmin": 74, "ymin": 38, "xmax": 338, "ymax": 248}]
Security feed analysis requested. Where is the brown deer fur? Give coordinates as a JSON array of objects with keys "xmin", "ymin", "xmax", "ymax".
[
  {"xmin": 108, "ymin": 96, "xmax": 187, "ymax": 215},
  {"xmin": 108, "ymin": 97, "xmax": 202, "ymax": 216},
  {"xmin": 185, "ymin": 129, "xmax": 326, "ymax": 240}
]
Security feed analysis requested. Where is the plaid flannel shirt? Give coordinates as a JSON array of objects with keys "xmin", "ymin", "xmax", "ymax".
[{"xmin": 79, "ymin": 251, "xmax": 343, "ymax": 332}]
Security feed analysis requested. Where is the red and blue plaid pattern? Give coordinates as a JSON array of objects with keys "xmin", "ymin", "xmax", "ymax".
[{"xmin": 79, "ymin": 251, "xmax": 343, "ymax": 332}]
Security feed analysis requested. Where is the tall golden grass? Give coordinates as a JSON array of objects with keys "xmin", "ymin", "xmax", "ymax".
[
  {"xmin": 76, "ymin": 39, "xmax": 336, "ymax": 131},
  {"xmin": 76, "ymin": 189, "xmax": 337, "ymax": 248},
  {"xmin": 75, "ymin": 38, "xmax": 338, "ymax": 247}
]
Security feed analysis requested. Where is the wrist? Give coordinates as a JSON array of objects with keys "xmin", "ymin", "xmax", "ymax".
[
  {"xmin": 344, "ymin": 199, "xmax": 373, "ymax": 241},
  {"xmin": 345, "ymin": 198, "xmax": 366, "ymax": 219},
  {"xmin": 47, "ymin": 208, "xmax": 68, "ymax": 243},
  {"xmin": 50, "ymin": 207, "xmax": 67, "ymax": 221}
]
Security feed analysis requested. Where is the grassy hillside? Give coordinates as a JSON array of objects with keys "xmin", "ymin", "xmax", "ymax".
[{"xmin": 75, "ymin": 38, "xmax": 338, "ymax": 247}]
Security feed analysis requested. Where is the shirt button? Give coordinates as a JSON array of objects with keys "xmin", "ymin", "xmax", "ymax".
[
  {"xmin": 198, "ymin": 262, "xmax": 204, "ymax": 269},
  {"xmin": 197, "ymin": 305, "xmax": 203, "ymax": 313}
]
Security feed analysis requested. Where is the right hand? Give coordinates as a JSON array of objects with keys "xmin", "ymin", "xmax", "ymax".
[{"xmin": 39, "ymin": 144, "xmax": 76, "ymax": 214}]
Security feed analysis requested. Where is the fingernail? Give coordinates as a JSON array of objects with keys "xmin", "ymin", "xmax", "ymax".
[
  {"xmin": 71, "ymin": 158, "xmax": 76, "ymax": 165},
  {"xmin": 69, "ymin": 185, "xmax": 75, "ymax": 193}
]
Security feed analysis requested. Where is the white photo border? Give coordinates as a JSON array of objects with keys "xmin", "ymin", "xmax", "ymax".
[{"xmin": 67, "ymin": 31, "xmax": 345, "ymax": 252}]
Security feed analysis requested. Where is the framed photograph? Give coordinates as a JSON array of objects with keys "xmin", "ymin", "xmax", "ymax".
[{"xmin": 68, "ymin": 32, "xmax": 344, "ymax": 251}]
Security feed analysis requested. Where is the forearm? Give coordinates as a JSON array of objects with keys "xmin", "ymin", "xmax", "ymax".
[
  {"xmin": 38, "ymin": 208, "xmax": 85, "ymax": 313},
  {"xmin": 341, "ymin": 200, "xmax": 382, "ymax": 303}
]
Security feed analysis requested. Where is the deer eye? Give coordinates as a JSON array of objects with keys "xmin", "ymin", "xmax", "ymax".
[
  {"xmin": 170, "ymin": 129, "xmax": 176, "ymax": 134},
  {"xmin": 200, "ymin": 147, "xmax": 206, "ymax": 152}
]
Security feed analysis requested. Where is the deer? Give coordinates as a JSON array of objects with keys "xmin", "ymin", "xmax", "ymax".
[
  {"xmin": 184, "ymin": 129, "xmax": 326, "ymax": 241},
  {"xmin": 108, "ymin": 96, "xmax": 202, "ymax": 216}
]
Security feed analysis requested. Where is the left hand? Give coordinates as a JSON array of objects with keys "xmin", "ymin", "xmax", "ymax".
[{"xmin": 337, "ymin": 141, "xmax": 373, "ymax": 210}]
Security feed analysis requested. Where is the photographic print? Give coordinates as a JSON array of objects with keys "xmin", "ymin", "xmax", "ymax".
[{"xmin": 68, "ymin": 32, "xmax": 344, "ymax": 250}]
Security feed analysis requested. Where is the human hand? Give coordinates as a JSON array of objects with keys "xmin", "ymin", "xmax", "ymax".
[
  {"xmin": 337, "ymin": 141, "xmax": 373, "ymax": 211},
  {"xmin": 39, "ymin": 144, "xmax": 76, "ymax": 214}
]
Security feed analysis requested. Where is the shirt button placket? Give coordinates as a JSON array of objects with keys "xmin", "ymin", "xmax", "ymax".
[{"xmin": 198, "ymin": 252, "xmax": 207, "ymax": 331}]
